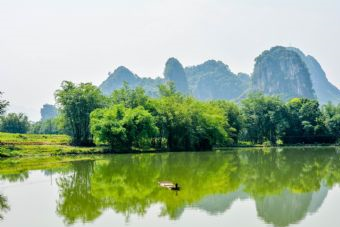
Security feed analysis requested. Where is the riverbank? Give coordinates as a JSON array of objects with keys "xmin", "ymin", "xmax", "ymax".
[
  {"xmin": 0, "ymin": 132, "xmax": 109, "ymax": 158},
  {"xmin": 1, "ymin": 132, "xmax": 340, "ymax": 158}
]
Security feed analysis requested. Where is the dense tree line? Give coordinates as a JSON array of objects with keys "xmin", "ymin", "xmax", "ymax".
[
  {"xmin": 2, "ymin": 84, "xmax": 340, "ymax": 150},
  {"xmin": 0, "ymin": 113, "xmax": 30, "ymax": 134},
  {"xmin": 53, "ymin": 81, "xmax": 340, "ymax": 150}
]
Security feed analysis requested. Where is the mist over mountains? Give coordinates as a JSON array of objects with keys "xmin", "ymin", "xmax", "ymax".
[{"xmin": 99, "ymin": 46, "xmax": 340, "ymax": 104}]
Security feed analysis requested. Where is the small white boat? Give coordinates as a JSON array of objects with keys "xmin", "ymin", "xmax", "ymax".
[{"xmin": 158, "ymin": 181, "xmax": 180, "ymax": 190}]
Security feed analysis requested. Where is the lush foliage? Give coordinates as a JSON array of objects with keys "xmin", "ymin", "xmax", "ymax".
[
  {"xmin": 91, "ymin": 83, "xmax": 233, "ymax": 151},
  {"xmin": 283, "ymin": 98, "xmax": 330, "ymax": 143},
  {"xmin": 5, "ymin": 80, "xmax": 340, "ymax": 152},
  {"xmin": 241, "ymin": 93, "xmax": 288, "ymax": 144},
  {"xmin": 240, "ymin": 94, "xmax": 339, "ymax": 145},
  {"xmin": 0, "ymin": 113, "xmax": 30, "ymax": 134},
  {"xmin": 210, "ymin": 100, "xmax": 243, "ymax": 143},
  {"xmin": 151, "ymin": 84, "xmax": 232, "ymax": 150},
  {"xmin": 55, "ymin": 81, "xmax": 106, "ymax": 146},
  {"xmin": 61, "ymin": 81, "xmax": 340, "ymax": 150},
  {"xmin": 90, "ymin": 105, "xmax": 158, "ymax": 150}
]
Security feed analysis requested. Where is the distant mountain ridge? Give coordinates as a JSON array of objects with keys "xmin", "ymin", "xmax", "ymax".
[
  {"xmin": 185, "ymin": 60, "xmax": 250, "ymax": 100},
  {"xmin": 99, "ymin": 46, "xmax": 340, "ymax": 104}
]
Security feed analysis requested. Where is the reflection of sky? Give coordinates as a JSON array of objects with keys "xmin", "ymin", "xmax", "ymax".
[
  {"xmin": 1, "ymin": 0, "xmax": 340, "ymax": 120},
  {"xmin": 0, "ymin": 171, "xmax": 340, "ymax": 227}
]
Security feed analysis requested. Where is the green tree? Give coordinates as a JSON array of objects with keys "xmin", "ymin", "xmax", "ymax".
[
  {"xmin": 0, "ymin": 113, "xmax": 30, "ymax": 133},
  {"xmin": 0, "ymin": 92, "xmax": 9, "ymax": 116},
  {"xmin": 55, "ymin": 81, "xmax": 106, "ymax": 146},
  {"xmin": 210, "ymin": 100, "xmax": 243, "ymax": 143},
  {"xmin": 322, "ymin": 103, "xmax": 340, "ymax": 138},
  {"xmin": 90, "ymin": 105, "xmax": 158, "ymax": 151},
  {"xmin": 0, "ymin": 194, "xmax": 9, "ymax": 220},
  {"xmin": 241, "ymin": 93, "xmax": 288, "ymax": 144},
  {"xmin": 284, "ymin": 98, "xmax": 330, "ymax": 143},
  {"xmin": 110, "ymin": 83, "xmax": 150, "ymax": 109}
]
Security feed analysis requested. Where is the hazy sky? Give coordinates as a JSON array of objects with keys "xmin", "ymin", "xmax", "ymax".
[{"xmin": 1, "ymin": 0, "xmax": 340, "ymax": 121}]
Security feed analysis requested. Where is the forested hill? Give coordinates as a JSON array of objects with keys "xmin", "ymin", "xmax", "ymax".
[{"xmin": 99, "ymin": 47, "xmax": 340, "ymax": 104}]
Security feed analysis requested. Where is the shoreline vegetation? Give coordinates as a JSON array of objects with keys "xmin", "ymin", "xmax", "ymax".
[
  {"xmin": 2, "ymin": 81, "xmax": 340, "ymax": 158},
  {"xmin": 1, "ymin": 132, "xmax": 340, "ymax": 158}
]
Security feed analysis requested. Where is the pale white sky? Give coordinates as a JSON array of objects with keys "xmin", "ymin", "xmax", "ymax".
[{"xmin": 1, "ymin": 0, "xmax": 340, "ymax": 121}]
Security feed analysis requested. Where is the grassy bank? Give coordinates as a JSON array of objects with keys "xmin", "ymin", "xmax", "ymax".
[
  {"xmin": 0, "ymin": 132, "xmax": 70, "ymax": 145},
  {"xmin": 1, "ymin": 132, "xmax": 339, "ymax": 158},
  {"xmin": 0, "ymin": 132, "xmax": 108, "ymax": 158}
]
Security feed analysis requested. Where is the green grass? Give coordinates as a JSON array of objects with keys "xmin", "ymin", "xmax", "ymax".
[
  {"xmin": 0, "ymin": 132, "xmax": 70, "ymax": 145},
  {"xmin": 0, "ymin": 132, "xmax": 108, "ymax": 158}
]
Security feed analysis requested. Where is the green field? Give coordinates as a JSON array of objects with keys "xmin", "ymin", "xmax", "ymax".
[
  {"xmin": 0, "ymin": 132, "xmax": 107, "ymax": 158},
  {"xmin": 0, "ymin": 132, "xmax": 70, "ymax": 145}
]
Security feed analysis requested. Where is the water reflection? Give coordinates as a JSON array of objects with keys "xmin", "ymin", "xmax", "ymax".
[
  {"xmin": 1, "ymin": 147, "xmax": 340, "ymax": 227},
  {"xmin": 0, "ymin": 194, "xmax": 9, "ymax": 220}
]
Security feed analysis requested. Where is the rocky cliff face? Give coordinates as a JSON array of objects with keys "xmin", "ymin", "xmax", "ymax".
[
  {"xmin": 252, "ymin": 46, "xmax": 316, "ymax": 100},
  {"xmin": 99, "ymin": 47, "xmax": 340, "ymax": 104},
  {"xmin": 288, "ymin": 47, "xmax": 340, "ymax": 104},
  {"xmin": 164, "ymin": 58, "xmax": 189, "ymax": 94},
  {"xmin": 306, "ymin": 55, "xmax": 340, "ymax": 104}
]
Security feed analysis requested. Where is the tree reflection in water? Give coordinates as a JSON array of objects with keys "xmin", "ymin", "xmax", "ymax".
[
  {"xmin": 0, "ymin": 194, "xmax": 9, "ymax": 220},
  {"xmin": 52, "ymin": 147, "xmax": 340, "ymax": 227}
]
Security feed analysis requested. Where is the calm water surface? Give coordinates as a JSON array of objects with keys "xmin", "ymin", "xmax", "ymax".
[{"xmin": 1, "ymin": 147, "xmax": 340, "ymax": 227}]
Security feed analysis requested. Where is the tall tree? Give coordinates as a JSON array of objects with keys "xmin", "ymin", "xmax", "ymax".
[
  {"xmin": 322, "ymin": 103, "xmax": 340, "ymax": 138},
  {"xmin": 0, "ymin": 92, "xmax": 9, "ymax": 116},
  {"xmin": 55, "ymin": 81, "xmax": 106, "ymax": 146},
  {"xmin": 210, "ymin": 100, "xmax": 243, "ymax": 143}
]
